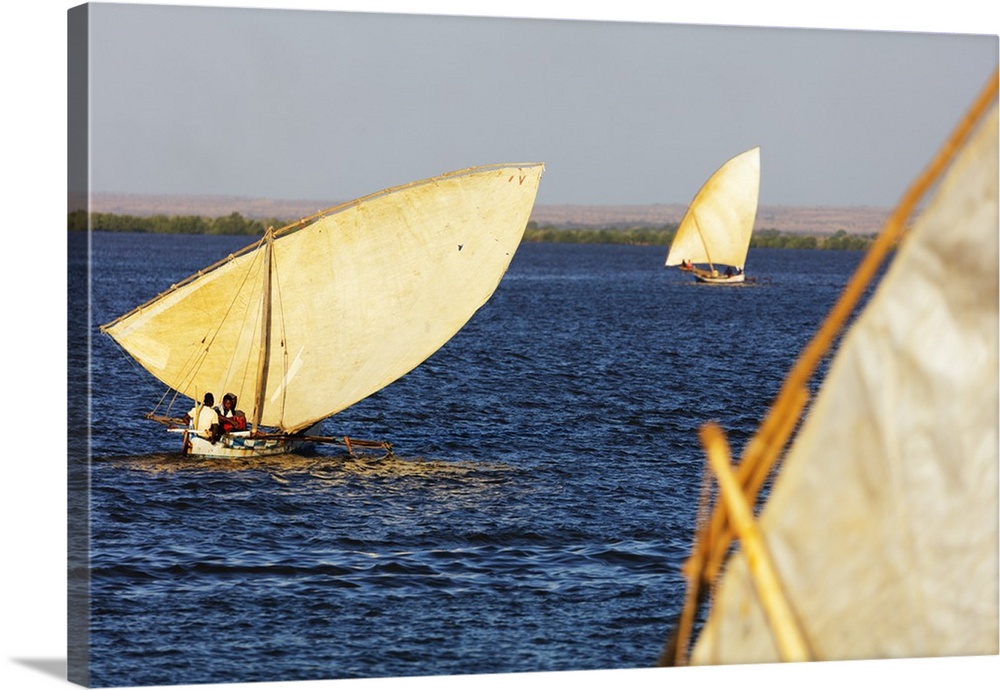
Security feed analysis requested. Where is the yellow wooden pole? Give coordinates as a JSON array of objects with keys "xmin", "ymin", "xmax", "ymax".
[
  {"xmin": 704, "ymin": 384, "xmax": 810, "ymax": 583},
  {"xmin": 669, "ymin": 545, "xmax": 704, "ymax": 666},
  {"xmin": 700, "ymin": 422, "xmax": 812, "ymax": 663}
]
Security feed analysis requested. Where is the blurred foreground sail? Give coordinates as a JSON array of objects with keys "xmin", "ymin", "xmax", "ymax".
[
  {"xmin": 664, "ymin": 71, "xmax": 998, "ymax": 665},
  {"xmin": 101, "ymin": 163, "xmax": 544, "ymax": 458}
]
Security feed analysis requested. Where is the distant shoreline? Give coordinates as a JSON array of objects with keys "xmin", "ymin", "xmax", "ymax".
[
  {"xmin": 78, "ymin": 192, "xmax": 892, "ymax": 237},
  {"xmin": 71, "ymin": 209, "xmax": 877, "ymax": 251}
]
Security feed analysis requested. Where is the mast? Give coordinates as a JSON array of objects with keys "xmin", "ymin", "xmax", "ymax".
[{"xmin": 251, "ymin": 227, "xmax": 274, "ymax": 434}]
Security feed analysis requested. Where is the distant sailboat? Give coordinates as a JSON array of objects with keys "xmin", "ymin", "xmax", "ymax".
[
  {"xmin": 665, "ymin": 147, "xmax": 760, "ymax": 284},
  {"xmin": 661, "ymin": 71, "xmax": 998, "ymax": 666},
  {"xmin": 100, "ymin": 163, "xmax": 545, "ymax": 458}
]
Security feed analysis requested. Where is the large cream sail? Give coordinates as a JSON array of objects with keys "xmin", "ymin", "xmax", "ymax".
[
  {"xmin": 102, "ymin": 163, "xmax": 545, "ymax": 432},
  {"xmin": 688, "ymin": 106, "xmax": 998, "ymax": 663},
  {"xmin": 665, "ymin": 147, "xmax": 760, "ymax": 270}
]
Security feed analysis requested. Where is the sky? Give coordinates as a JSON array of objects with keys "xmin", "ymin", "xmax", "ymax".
[
  {"xmin": 79, "ymin": 1, "xmax": 998, "ymax": 208},
  {"xmin": 4, "ymin": 3, "xmax": 1000, "ymax": 690}
]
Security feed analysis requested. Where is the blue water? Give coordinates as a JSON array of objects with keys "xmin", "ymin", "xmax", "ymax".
[{"xmin": 72, "ymin": 231, "xmax": 864, "ymax": 687}]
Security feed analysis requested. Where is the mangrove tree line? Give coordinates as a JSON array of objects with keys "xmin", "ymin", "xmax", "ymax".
[{"xmin": 69, "ymin": 211, "xmax": 876, "ymax": 251}]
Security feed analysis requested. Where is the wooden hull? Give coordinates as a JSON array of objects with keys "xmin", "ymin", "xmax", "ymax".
[
  {"xmin": 681, "ymin": 265, "xmax": 747, "ymax": 284},
  {"xmin": 694, "ymin": 272, "xmax": 745, "ymax": 284},
  {"xmin": 171, "ymin": 426, "xmax": 318, "ymax": 459}
]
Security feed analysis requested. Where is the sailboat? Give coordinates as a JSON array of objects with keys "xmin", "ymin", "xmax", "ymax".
[
  {"xmin": 661, "ymin": 71, "xmax": 998, "ymax": 667},
  {"xmin": 665, "ymin": 147, "xmax": 760, "ymax": 284},
  {"xmin": 100, "ymin": 163, "xmax": 545, "ymax": 458}
]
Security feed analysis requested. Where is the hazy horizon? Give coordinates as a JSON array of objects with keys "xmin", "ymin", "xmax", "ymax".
[{"xmin": 80, "ymin": 3, "xmax": 997, "ymax": 209}]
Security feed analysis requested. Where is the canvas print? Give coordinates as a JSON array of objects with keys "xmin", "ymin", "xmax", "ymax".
[{"xmin": 66, "ymin": 2, "xmax": 998, "ymax": 688}]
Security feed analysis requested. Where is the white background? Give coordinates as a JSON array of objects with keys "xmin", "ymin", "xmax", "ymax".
[{"xmin": 3, "ymin": 2, "xmax": 998, "ymax": 689}]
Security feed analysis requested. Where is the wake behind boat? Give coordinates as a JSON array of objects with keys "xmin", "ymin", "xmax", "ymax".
[
  {"xmin": 665, "ymin": 147, "xmax": 760, "ymax": 284},
  {"xmin": 100, "ymin": 163, "xmax": 545, "ymax": 458}
]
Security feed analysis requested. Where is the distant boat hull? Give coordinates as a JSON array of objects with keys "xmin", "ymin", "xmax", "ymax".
[
  {"xmin": 683, "ymin": 266, "xmax": 746, "ymax": 284},
  {"xmin": 694, "ymin": 273, "xmax": 745, "ymax": 285}
]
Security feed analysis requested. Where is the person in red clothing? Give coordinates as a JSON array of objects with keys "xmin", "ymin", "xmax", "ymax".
[{"xmin": 218, "ymin": 392, "xmax": 247, "ymax": 433}]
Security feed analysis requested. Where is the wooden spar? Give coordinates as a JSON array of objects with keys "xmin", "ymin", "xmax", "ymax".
[
  {"xmin": 251, "ymin": 227, "xmax": 274, "ymax": 434},
  {"xmin": 701, "ymin": 384, "xmax": 810, "ymax": 584},
  {"xmin": 144, "ymin": 413, "xmax": 190, "ymax": 428},
  {"xmin": 268, "ymin": 162, "xmax": 542, "ymax": 240},
  {"xmin": 664, "ymin": 539, "xmax": 705, "ymax": 666},
  {"xmin": 700, "ymin": 422, "xmax": 812, "ymax": 662}
]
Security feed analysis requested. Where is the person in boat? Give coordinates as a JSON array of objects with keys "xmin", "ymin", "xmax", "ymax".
[
  {"xmin": 725, "ymin": 266, "xmax": 734, "ymax": 277},
  {"xmin": 218, "ymin": 392, "xmax": 247, "ymax": 433},
  {"xmin": 183, "ymin": 392, "xmax": 222, "ymax": 443},
  {"xmin": 680, "ymin": 259, "xmax": 693, "ymax": 271}
]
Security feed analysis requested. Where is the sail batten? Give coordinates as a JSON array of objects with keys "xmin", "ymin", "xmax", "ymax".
[
  {"xmin": 102, "ymin": 163, "xmax": 545, "ymax": 432},
  {"xmin": 665, "ymin": 147, "xmax": 760, "ymax": 270}
]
